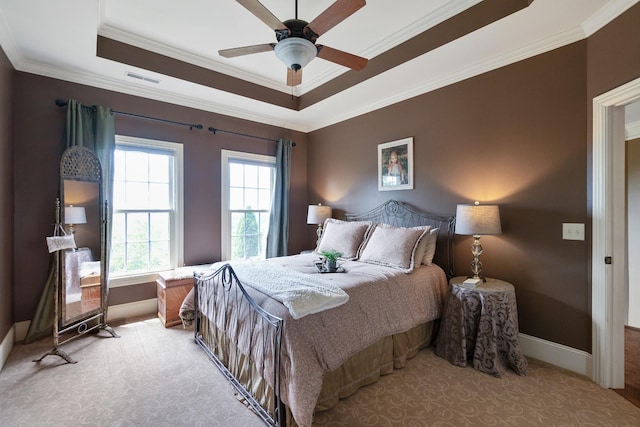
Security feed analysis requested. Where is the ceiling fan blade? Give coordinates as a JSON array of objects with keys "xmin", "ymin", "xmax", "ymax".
[
  {"xmin": 317, "ymin": 45, "xmax": 368, "ymax": 70},
  {"xmin": 218, "ymin": 43, "xmax": 275, "ymax": 58},
  {"xmin": 236, "ymin": 0, "xmax": 288, "ymax": 31},
  {"xmin": 305, "ymin": 0, "xmax": 366, "ymax": 37},
  {"xmin": 287, "ymin": 68, "xmax": 302, "ymax": 86}
]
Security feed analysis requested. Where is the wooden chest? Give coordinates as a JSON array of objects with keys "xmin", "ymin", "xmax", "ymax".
[
  {"xmin": 156, "ymin": 272, "xmax": 194, "ymax": 328},
  {"xmin": 80, "ymin": 273, "xmax": 101, "ymax": 313}
]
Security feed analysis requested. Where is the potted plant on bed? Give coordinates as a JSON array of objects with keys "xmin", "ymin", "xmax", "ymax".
[{"xmin": 319, "ymin": 249, "xmax": 342, "ymax": 272}]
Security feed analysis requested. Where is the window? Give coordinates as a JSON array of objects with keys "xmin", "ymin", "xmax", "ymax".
[
  {"xmin": 221, "ymin": 150, "xmax": 275, "ymax": 261},
  {"xmin": 110, "ymin": 135, "xmax": 183, "ymax": 286}
]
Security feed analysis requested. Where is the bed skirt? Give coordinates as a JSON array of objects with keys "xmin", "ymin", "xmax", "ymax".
[{"xmin": 196, "ymin": 317, "xmax": 436, "ymax": 426}]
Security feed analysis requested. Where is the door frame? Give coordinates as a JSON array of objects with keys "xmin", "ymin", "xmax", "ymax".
[{"xmin": 592, "ymin": 76, "xmax": 640, "ymax": 388}]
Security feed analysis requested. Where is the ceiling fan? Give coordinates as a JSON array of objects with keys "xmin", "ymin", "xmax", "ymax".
[{"xmin": 219, "ymin": 0, "xmax": 368, "ymax": 86}]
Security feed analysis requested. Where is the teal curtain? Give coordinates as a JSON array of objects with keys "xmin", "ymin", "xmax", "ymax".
[
  {"xmin": 265, "ymin": 139, "xmax": 293, "ymax": 258},
  {"xmin": 24, "ymin": 100, "xmax": 115, "ymax": 344},
  {"xmin": 65, "ymin": 99, "xmax": 116, "ymax": 265}
]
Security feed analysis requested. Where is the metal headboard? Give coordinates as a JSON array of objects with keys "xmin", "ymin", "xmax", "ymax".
[{"xmin": 345, "ymin": 200, "xmax": 455, "ymax": 278}]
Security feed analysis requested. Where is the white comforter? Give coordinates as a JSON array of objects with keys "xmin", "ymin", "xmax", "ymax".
[{"xmin": 227, "ymin": 260, "xmax": 349, "ymax": 319}]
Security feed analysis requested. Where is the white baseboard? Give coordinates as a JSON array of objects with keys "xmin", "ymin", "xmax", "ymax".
[
  {"xmin": 1, "ymin": 325, "xmax": 15, "ymax": 372},
  {"xmin": 6, "ymin": 307, "xmax": 591, "ymax": 379},
  {"xmin": 520, "ymin": 332, "xmax": 593, "ymax": 378},
  {"xmin": 14, "ymin": 321, "xmax": 30, "ymax": 343},
  {"xmin": 9, "ymin": 299, "xmax": 157, "ymax": 345}
]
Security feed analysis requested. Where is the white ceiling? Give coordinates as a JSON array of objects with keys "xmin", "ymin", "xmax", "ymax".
[{"xmin": 0, "ymin": 0, "xmax": 638, "ymax": 132}]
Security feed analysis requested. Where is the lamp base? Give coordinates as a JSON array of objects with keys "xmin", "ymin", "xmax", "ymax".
[
  {"xmin": 315, "ymin": 224, "xmax": 324, "ymax": 247},
  {"xmin": 469, "ymin": 234, "xmax": 486, "ymax": 282}
]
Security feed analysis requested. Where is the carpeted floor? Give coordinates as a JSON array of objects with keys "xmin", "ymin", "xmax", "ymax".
[{"xmin": 1, "ymin": 317, "xmax": 639, "ymax": 427}]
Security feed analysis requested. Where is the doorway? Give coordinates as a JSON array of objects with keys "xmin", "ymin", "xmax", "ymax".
[{"xmin": 592, "ymin": 76, "xmax": 640, "ymax": 389}]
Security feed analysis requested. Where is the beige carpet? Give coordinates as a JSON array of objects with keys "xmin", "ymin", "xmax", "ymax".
[{"xmin": 1, "ymin": 317, "xmax": 639, "ymax": 427}]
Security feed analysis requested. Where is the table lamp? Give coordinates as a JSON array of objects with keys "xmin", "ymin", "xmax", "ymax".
[
  {"xmin": 455, "ymin": 201, "xmax": 501, "ymax": 284},
  {"xmin": 307, "ymin": 204, "xmax": 332, "ymax": 247},
  {"xmin": 65, "ymin": 205, "xmax": 86, "ymax": 235}
]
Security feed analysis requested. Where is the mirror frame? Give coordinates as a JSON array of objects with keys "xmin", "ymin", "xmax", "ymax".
[{"xmin": 59, "ymin": 146, "xmax": 106, "ymax": 330}]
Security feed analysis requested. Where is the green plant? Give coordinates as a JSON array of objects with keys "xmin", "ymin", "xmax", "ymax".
[{"xmin": 319, "ymin": 249, "xmax": 342, "ymax": 262}]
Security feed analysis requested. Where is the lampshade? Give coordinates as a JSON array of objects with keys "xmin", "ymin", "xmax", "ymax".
[
  {"xmin": 455, "ymin": 202, "xmax": 501, "ymax": 236},
  {"xmin": 274, "ymin": 37, "xmax": 317, "ymax": 71},
  {"xmin": 307, "ymin": 204, "xmax": 332, "ymax": 225},
  {"xmin": 65, "ymin": 205, "xmax": 87, "ymax": 225}
]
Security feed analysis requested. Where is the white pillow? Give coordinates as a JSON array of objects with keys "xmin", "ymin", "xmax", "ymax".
[
  {"xmin": 316, "ymin": 219, "xmax": 373, "ymax": 260},
  {"xmin": 421, "ymin": 228, "xmax": 439, "ymax": 265},
  {"xmin": 358, "ymin": 225, "xmax": 429, "ymax": 272}
]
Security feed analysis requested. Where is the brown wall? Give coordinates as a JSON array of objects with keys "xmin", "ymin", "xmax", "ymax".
[
  {"xmin": 307, "ymin": 3, "xmax": 640, "ymax": 353},
  {"xmin": 308, "ymin": 42, "xmax": 591, "ymax": 351},
  {"xmin": 5, "ymin": 3, "xmax": 640, "ymax": 355},
  {"xmin": 587, "ymin": 2, "xmax": 640, "ymax": 101},
  {"xmin": 0, "ymin": 45, "xmax": 13, "ymax": 339},
  {"xmin": 12, "ymin": 73, "xmax": 308, "ymax": 322}
]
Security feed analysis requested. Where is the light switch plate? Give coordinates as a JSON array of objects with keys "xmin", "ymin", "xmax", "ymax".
[{"xmin": 563, "ymin": 223, "xmax": 585, "ymax": 240}]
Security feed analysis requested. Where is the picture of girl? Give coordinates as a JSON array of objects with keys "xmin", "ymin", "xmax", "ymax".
[
  {"xmin": 378, "ymin": 137, "xmax": 413, "ymax": 191},
  {"xmin": 386, "ymin": 149, "xmax": 406, "ymax": 186}
]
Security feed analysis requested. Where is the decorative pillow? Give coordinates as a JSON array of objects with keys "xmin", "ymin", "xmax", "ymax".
[
  {"xmin": 316, "ymin": 219, "xmax": 373, "ymax": 260},
  {"xmin": 376, "ymin": 224, "xmax": 432, "ymax": 265},
  {"xmin": 358, "ymin": 225, "xmax": 430, "ymax": 272},
  {"xmin": 421, "ymin": 228, "xmax": 439, "ymax": 265}
]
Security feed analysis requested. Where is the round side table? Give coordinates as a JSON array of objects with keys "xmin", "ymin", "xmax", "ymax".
[{"xmin": 435, "ymin": 276, "xmax": 528, "ymax": 377}]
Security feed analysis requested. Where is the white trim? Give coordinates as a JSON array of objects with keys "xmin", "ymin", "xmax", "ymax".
[
  {"xmin": 582, "ymin": 0, "xmax": 639, "ymax": 37},
  {"xmin": 110, "ymin": 135, "xmax": 184, "ymax": 288},
  {"xmin": 98, "ymin": 0, "xmax": 483, "ymax": 95},
  {"xmin": 0, "ymin": 325, "xmax": 15, "ymax": 371},
  {"xmin": 519, "ymin": 333, "xmax": 592, "ymax": 377},
  {"xmin": 592, "ymin": 76, "xmax": 640, "ymax": 388},
  {"xmin": 7, "ymin": 299, "xmax": 157, "ymax": 350},
  {"xmin": 12, "ymin": 3, "xmax": 635, "ymax": 133},
  {"xmin": 13, "ymin": 320, "xmax": 29, "ymax": 343},
  {"xmin": 626, "ymin": 120, "xmax": 640, "ymax": 140},
  {"xmin": 106, "ymin": 298, "xmax": 158, "ymax": 323},
  {"xmin": 220, "ymin": 149, "xmax": 276, "ymax": 261}
]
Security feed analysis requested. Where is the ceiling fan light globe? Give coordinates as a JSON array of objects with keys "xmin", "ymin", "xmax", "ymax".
[{"xmin": 274, "ymin": 37, "xmax": 317, "ymax": 70}]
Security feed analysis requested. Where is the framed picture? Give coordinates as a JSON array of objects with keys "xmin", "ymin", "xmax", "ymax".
[{"xmin": 378, "ymin": 137, "xmax": 413, "ymax": 191}]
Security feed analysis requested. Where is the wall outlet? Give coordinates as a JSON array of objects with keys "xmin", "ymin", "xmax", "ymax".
[{"xmin": 563, "ymin": 223, "xmax": 585, "ymax": 240}]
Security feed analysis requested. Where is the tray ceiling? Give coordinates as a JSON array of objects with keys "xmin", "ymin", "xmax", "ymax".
[{"xmin": 0, "ymin": 0, "xmax": 637, "ymax": 132}]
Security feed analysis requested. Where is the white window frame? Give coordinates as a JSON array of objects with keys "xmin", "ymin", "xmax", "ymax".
[
  {"xmin": 110, "ymin": 135, "xmax": 184, "ymax": 287},
  {"xmin": 221, "ymin": 149, "xmax": 275, "ymax": 261}
]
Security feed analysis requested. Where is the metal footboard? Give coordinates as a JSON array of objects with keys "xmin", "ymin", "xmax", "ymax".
[{"xmin": 194, "ymin": 264, "xmax": 284, "ymax": 427}]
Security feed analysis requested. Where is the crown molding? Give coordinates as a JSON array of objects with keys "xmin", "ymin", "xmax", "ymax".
[
  {"xmin": 16, "ymin": 22, "xmax": 589, "ymax": 133},
  {"xmin": 307, "ymin": 26, "xmax": 587, "ymax": 131},
  {"xmin": 0, "ymin": 7, "xmax": 22, "ymax": 69},
  {"xmin": 19, "ymin": 57, "xmax": 309, "ymax": 132},
  {"xmin": 582, "ymin": 0, "xmax": 639, "ymax": 37},
  {"xmin": 98, "ymin": 24, "xmax": 292, "ymax": 94},
  {"xmin": 96, "ymin": 0, "xmax": 482, "ymax": 96},
  {"xmin": 361, "ymin": 0, "xmax": 482, "ymax": 60},
  {"xmin": 11, "ymin": 7, "xmax": 614, "ymax": 133}
]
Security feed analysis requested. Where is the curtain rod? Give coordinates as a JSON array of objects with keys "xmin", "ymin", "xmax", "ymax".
[
  {"xmin": 55, "ymin": 99, "xmax": 203, "ymax": 130},
  {"xmin": 55, "ymin": 99, "xmax": 295, "ymax": 145},
  {"xmin": 207, "ymin": 127, "xmax": 296, "ymax": 146}
]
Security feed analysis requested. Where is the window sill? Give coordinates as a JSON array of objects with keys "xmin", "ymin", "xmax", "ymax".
[{"xmin": 109, "ymin": 271, "xmax": 168, "ymax": 288}]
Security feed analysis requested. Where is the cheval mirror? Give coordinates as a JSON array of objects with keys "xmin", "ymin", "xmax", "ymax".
[{"xmin": 36, "ymin": 146, "xmax": 118, "ymax": 364}]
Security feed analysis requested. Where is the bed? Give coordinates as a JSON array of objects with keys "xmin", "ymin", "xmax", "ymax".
[{"xmin": 181, "ymin": 200, "xmax": 455, "ymax": 427}]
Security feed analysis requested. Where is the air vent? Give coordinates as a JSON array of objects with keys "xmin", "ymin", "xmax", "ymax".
[{"xmin": 125, "ymin": 71, "xmax": 160, "ymax": 84}]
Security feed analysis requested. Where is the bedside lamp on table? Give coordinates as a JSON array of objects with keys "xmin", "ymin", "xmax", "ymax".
[
  {"xmin": 455, "ymin": 201, "xmax": 501, "ymax": 285},
  {"xmin": 307, "ymin": 203, "xmax": 332, "ymax": 247}
]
